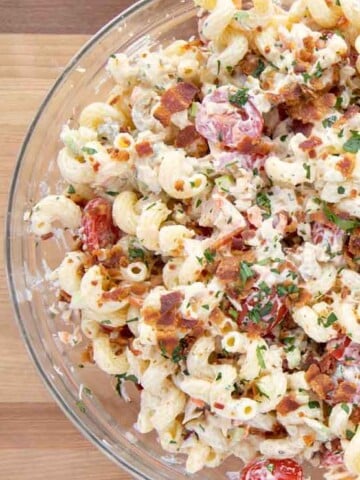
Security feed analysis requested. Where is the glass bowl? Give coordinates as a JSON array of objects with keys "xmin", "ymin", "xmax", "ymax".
[{"xmin": 5, "ymin": 0, "xmax": 321, "ymax": 479}]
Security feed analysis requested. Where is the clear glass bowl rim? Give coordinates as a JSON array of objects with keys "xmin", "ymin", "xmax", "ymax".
[{"xmin": 5, "ymin": 2, "xmax": 164, "ymax": 479}]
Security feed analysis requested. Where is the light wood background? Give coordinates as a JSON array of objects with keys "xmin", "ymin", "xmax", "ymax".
[{"xmin": 0, "ymin": 1, "xmax": 137, "ymax": 479}]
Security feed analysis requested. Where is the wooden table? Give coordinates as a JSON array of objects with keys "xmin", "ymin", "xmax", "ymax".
[{"xmin": 0, "ymin": 2, "xmax": 136, "ymax": 478}]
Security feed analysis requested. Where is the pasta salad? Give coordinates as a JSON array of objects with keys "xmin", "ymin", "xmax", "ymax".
[{"xmin": 30, "ymin": 0, "xmax": 360, "ymax": 478}]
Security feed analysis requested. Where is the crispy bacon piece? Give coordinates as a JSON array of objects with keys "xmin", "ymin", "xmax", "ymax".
[
  {"xmin": 107, "ymin": 147, "xmax": 130, "ymax": 162},
  {"xmin": 102, "ymin": 286, "xmax": 131, "ymax": 301},
  {"xmin": 276, "ymin": 396, "xmax": 300, "ymax": 415},
  {"xmin": 154, "ymin": 82, "xmax": 198, "ymax": 126},
  {"xmin": 336, "ymin": 154, "xmax": 355, "ymax": 178},
  {"xmin": 236, "ymin": 136, "xmax": 272, "ymax": 156},
  {"xmin": 292, "ymin": 119, "xmax": 313, "ymax": 137},
  {"xmin": 332, "ymin": 381, "xmax": 357, "ymax": 404},
  {"xmin": 306, "ymin": 362, "xmax": 335, "ymax": 399},
  {"xmin": 348, "ymin": 228, "xmax": 360, "ymax": 256},
  {"xmin": 135, "ymin": 141, "xmax": 153, "ymax": 157},
  {"xmin": 287, "ymin": 93, "xmax": 336, "ymax": 122},
  {"xmin": 299, "ymin": 136, "xmax": 322, "ymax": 150},
  {"xmin": 175, "ymin": 125, "xmax": 209, "ymax": 157},
  {"xmin": 216, "ymin": 257, "xmax": 240, "ymax": 281},
  {"xmin": 158, "ymin": 291, "xmax": 183, "ymax": 326},
  {"xmin": 305, "ymin": 363, "xmax": 321, "ymax": 383},
  {"xmin": 59, "ymin": 289, "xmax": 72, "ymax": 303},
  {"xmin": 82, "ymin": 197, "xmax": 120, "ymax": 252},
  {"xmin": 350, "ymin": 406, "xmax": 360, "ymax": 425}
]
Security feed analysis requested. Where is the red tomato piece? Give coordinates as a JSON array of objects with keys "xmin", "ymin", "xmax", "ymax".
[
  {"xmin": 237, "ymin": 288, "xmax": 288, "ymax": 335},
  {"xmin": 195, "ymin": 86, "xmax": 263, "ymax": 150},
  {"xmin": 311, "ymin": 222, "xmax": 344, "ymax": 252},
  {"xmin": 82, "ymin": 197, "xmax": 120, "ymax": 252},
  {"xmin": 326, "ymin": 336, "xmax": 352, "ymax": 361},
  {"xmin": 241, "ymin": 458, "xmax": 303, "ymax": 480}
]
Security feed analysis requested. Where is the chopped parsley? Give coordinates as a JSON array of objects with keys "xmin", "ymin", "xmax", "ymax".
[
  {"xmin": 303, "ymin": 163, "xmax": 311, "ymax": 180},
  {"xmin": 253, "ymin": 59, "xmax": 266, "ymax": 78},
  {"xmin": 204, "ymin": 248, "xmax": 216, "ymax": 263},
  {"xmin": 280, "ymin": 135, "xmax": 288, "ymax": 142},
  {"xmin": 126, "ymin": 317, "xmax": 139, "ymax": 323},
  {"xmin": 217, "ymin": 60, "xmax": 221, "ymax": 76},
  {"xmin": 256, "ymin": 191, "xmax": 272, "ymax": 217},
  {"xmin": 338, "ymin": 186, "xmax": 345, "ymax": 194},
  {"xmin": 106, "ymin": 191, "xmax": 119, "ymax": 197},
  {"xmin": 322, "ymin": 115, "xmax": 337, "ymax": 128},
  {"xmin": 308, "ymin": 400, "xmax": 320, "ymax": 409},
  {"xmin": 313, "ymin": 62, "xmax": 324, "ymax": 78},
  {"xmin": 343, "ymin": 130, "xmax": 360, "ymax": 153},
  {"xmin": 195, "ymin": 198, "xmax": 202, "ymax": 208},
  {"xmin": 341, "ymin": 403, "xmax": 350, "ymax": 414},
  {"xmin": 76, "ymin": 400, "xmax": 86, "ymax": 413},
  {"xmin": 302, "ymin": 72, "xmax": 311, "ymax": 83},
  {"xmin": 128, "ymin": 247, "xmax": 145, "ymax": 261},
  {"xmin": 67, "ymin": 185, "xmax": 76, "ymax": 194},
  {"xmin": 115, "ymin": 373, "xmax": 138, "ymax": 396},
  {"xmin": 256, "ymin": 345, "xmax": 267, "ymax": 369},
  {"xmin": 228, "ymin": 88, "xmax": 249, "ymax": 107},
  {"xmin": 216, "ymin": 372, "xmax": 222, "ymax": 381},
  {"xmin": 82, "ymin": 146, "xmax": 97, "ymax": 155},
  {"xmin": 277, "ymin": 284, "xmax": 299, "ymax": 297},
  {"xmin": 346, "ymin": 429, "xmax": 355, "ymax": 440},
  {"xmin": 239, "ymin": 261, "xmax": 255, "ymax": 284},
  {"xmin": 229, "ymin": 308, "xmax": 238, "ymax": 320},
  {"xmin": 335, "ymin": 96, "xmax": 343, "ymax": 109},
  {"xmin": 266, "ymin": 463, "xmax": 275, "ymax": 474},
  {"xmin": 323, "ymin": 202, "xmax": 360, "ymax": 232}
]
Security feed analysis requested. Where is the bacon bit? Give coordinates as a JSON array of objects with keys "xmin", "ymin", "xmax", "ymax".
[
  {"xmin": 276, "ymin": 395, "xmax": 300, "ymax": 415},
  {"xmin": 107, "ymin": 148, "xmax": 130, "ymax": 162},
  {"xmin": 287, "ymin": 93, "xmax": 336, "ymax": 123},
  {"xmin": 305, "ymin": 363, "xmax": 321, "ymax": 383},
  {"xmin": 236, "ymin": 136, "xmax": 272, "ymax": 156},
  {"xmin": 154, "ymin": 82, "xmax": 198, "ymax": 126},
  {"xmin": 210, "ymin": 227, "xmax": 245, "ymax": 250},
  {"xmin": 247, "ymin": 205, "xmax": 263, "ymax": 228},
  {"xmin": 238, "ymin": 53, "xmax": 262, "ymax": 76},
  {"xmin": 319, "ymin": 353, "xmax": 337, "ymax": 375},
  {"xmin": 102, "ymin": 286, "xmax": 130, "ymax": 301},
  {"xmin": 143, "ymin": 307, "xmax": 161, "ymax": 325},
  {"xmin": 299, "ymin": 136, "xmax": 322, "ymax": 150},
  {"xmin": 332, "ymin": 381, "xmax": 357, "ymax": 403},
  {"xmin": 214, "ymin": 402, "xmax": 225, "ymax": 410},
  {"xmin": 336, "ymin": 154, "xmax": 355, "ymax": 178},
  {"xmin": 128, "ymin": 296, "xmax": 143, "ymax": 308},
  {"xmin": 303, "ymin": 434, "xmax": 315, "ymax": 447},
  {"xmin": 310, "ymin": 373, "xmax": 335, "ymax": 400},
  {"xmin": 216, "ymin": 257, "xmax": 240, "ymax": 281},
  {"xmin": 41, "ymin": 232, "xmax": 54, "ymax": 240},
  {"xmin": 348, "ymin": 228, "xmax": 360, "ymax": 256},
  {"xmin": 292, "ymin": 119, "xmax": 313, "ymax": 137},
  {"xmin": 130, "ymin": 283, "xmax": 149, "ymax": 296},
  {"xmin": 175, "ymin": 125, "xmax": 209, "ymax": 158},
  {"xmin": 135, "ymin": 141, "xmax": 153, "ymax": 157},
  {"xmin": 191, "ymin": 398, "xmax": 206, "ymax": 408},
  {"xmin": 174, "ymin": 179, "xmax": 185, "ymax": 191},
  {"xmin": 350, "ymin": 406, "xmax": 360, "ymax": 425},
  {"xmin": 292, "ymin": 288, "xmax": 312, "ymax": 308},
  {"xmin": 81, "ymin": 344, "xmax": 94, "ymax": 364},
  {"xmin": 59, "ymin": 289, "xmax": 72, "ymax": 303},
  {"xmin": 158, "ymin": 291, "xmax": 183, "ymax": 326},
  {"xmin": 209, "ymin": 307, "xmax": 226, "ymax": 326}
]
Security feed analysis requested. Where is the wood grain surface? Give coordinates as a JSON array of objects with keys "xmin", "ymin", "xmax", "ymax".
[
  {"xmin": 0, "ymin": 0, "xmax": 137, "ymax": 34},
  {"xmin": 0, "ymin": 33, "xmax": 133, "ymax": 480}
]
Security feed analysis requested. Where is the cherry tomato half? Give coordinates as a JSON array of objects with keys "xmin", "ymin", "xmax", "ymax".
[
  {"xmin": 195, "ymin": 86, "xmax": 263, "ymax": 150},
  {"xmin": 241, "ymin": 458, "xmax": 303, "ymax": 480},
  {"xmin": 82, "ymin": 197, "xmax": 120, "ymax": 252},
  {"xmin": 237, "ymin": 288, "xmax": 288, "ymax": 335}
]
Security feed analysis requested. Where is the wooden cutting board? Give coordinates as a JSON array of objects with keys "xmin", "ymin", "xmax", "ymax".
[{"xmin": 0, "ymin": 31, "xmax": 133, "ymax": 480}]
